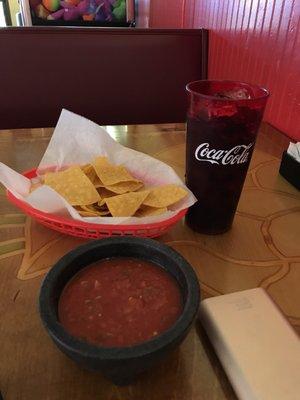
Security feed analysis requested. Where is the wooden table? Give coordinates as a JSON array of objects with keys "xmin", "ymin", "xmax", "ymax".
[{"xmin": 0, "ymin": 123, "xmax": 299, "ymax": 400}]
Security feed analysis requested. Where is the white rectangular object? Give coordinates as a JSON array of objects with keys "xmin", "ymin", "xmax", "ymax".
[{"xmin": 199, "ymin": 288, "xmax": 300, "ymax": 400}]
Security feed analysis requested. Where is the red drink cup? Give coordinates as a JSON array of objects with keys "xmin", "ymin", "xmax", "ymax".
[{"xmin": 185, "ymin": 80, "xmax": 269, "ymax": 234}]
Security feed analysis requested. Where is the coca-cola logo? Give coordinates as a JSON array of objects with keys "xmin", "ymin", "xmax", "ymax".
[{"xmin": 194, "ymin": 142, "xmax": 254, "ymax": 165}]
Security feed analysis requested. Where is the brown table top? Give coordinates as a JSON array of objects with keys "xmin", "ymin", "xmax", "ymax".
[{"xmin": 0, "ymin": 123, "xmax": 299, "ymax": 400}]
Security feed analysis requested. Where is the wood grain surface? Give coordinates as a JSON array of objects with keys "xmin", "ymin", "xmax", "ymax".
[{"xmin": 0, "ymin": 123, "xmax": 299, "ymax": 400}]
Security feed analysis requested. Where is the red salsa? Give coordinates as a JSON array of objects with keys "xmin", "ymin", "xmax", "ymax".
[{"xmin": 58, "ymin": 257, "xmax": 183, "ymax": 347}]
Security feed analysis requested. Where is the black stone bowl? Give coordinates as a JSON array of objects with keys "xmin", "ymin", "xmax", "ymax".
[{"xmin": 39, "ymin": 237, "xmax": 200, "ymax": 385}]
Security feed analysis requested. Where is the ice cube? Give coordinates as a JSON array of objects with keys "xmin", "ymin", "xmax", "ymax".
[{"xmin": 215, "ymin": 88, "xmax": 251, "ymax": 100}]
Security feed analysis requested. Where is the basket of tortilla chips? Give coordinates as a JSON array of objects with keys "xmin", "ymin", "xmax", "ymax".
[
  {"xmin": 2, "ymin": 110, "xmax": 196, "ymax": 239},
  {"xmin": 7, "ymin": 157, "xmax": 189, "ymax": 238}
]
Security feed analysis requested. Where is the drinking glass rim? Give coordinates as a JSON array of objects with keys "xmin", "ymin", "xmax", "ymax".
[{"xmin": 186, "ymin": 79, "xmax": 270, "ymax": 102}]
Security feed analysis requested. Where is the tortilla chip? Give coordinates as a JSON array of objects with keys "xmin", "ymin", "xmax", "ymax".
[
  {"xmin": 92, "ymin": 157, "xmax": 137, "ymax": 186},
  {"xmin": 105, "ymin": 191, "xmax": 149, "ymax": 217},
  {"xmin": 76, "ymin": 208, "xmax": 99, "ymax": 217},
  {"xmin": 105, "ymin": 180, "xmax": 144, "ymax": 194},
  {"xmin": 76, "ymin": 204, "xmax": 111, "ymax": 217},
  {"xmin": 81, "ymin": 164, "xmax": 93, "ymax": 174},
  {"xmin": 96, "ymin": 210, "xmax": 111, "ymax": 216},
  {"xmin": 44, "ymin": 166, "xmax": 100, "ymax": 206},
  {"xmin": 81, "ymin": 163, "xmax": 103, "ymax": 187},
  {"xmin": 92, "ymin": 156, "xmax": 111, "ymax": 168},
  {"xmin": 80, "ymin": 204, "xmax": 98, "ymax": 213},
  {"xmin": 97, "ymin": 187, "xmax": 116, "ymax": 201},
  {"xmin": 135, "ymin": 206, "xmax": 168, "ymax": 217},
  {"xmin": 97, "ymin": 187, "xmax": 116, "ymax": 197},
  {"xmin": 142, "ymin": 184, "xmax": 188, "ymax": 208},
  {"xmin": 78, "ymin": 210, "xmax": 110, "ymax": 217},
  {"xmin": 77, "ymin": 211, "xmax": 96, "ymax": 217}
]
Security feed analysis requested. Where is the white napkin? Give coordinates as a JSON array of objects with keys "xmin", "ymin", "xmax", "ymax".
[{"xmin": 0, "ymin": 109, "xmax": 196, "ymax": 225}]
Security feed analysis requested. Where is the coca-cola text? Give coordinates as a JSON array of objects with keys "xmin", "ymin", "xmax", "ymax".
[{"xmin": 194, "ymin": 142, "xmax": 253, "ymax": 165}]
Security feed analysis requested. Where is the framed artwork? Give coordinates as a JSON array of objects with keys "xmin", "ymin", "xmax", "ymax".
[{"xmin": 20, "ymin": 0, "xmax": 135, "ymax": 26}]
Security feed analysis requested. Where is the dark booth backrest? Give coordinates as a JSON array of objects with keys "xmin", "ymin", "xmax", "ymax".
[{"xmin": 0, "ymin": 28, "xmax": 208, "ymax": 129}]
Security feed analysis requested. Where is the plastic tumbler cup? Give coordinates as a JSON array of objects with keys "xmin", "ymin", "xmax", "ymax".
[{"xmin": 185, "ymin": 80, "xmax": 269, "ymax": 234}]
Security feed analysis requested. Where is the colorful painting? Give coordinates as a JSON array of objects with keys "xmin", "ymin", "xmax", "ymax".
[{"xmin": 29, "ymin": 0, "xmax": 128, "ymax": 24}]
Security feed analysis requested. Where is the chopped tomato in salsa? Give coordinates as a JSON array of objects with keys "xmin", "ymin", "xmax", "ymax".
[{"xmin": 58, "ymin": 257, "xmax": 183, "ymax": 347}]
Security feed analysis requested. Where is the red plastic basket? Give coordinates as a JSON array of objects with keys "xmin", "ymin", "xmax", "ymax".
[{"xmin": 6, "ymin": 168, "xmax": 187, "ymax": 239}]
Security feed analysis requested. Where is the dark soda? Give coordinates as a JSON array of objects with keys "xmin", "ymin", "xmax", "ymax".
[{"xmin": 185, "ymin": 80, "xmax": 269, "ymax": 234}]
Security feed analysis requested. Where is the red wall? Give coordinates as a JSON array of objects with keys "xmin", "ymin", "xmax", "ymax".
[
  {"xmin": 149, "ymin": 0, "xmax": 300, "ymax": 141},
  {"xmin": 149, "ymin": 0, "xmax": 185, "ymax": 28}
]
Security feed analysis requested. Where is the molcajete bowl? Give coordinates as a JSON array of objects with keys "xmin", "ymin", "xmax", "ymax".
[{"xmin": 39, "ymin": 237, "xmax": 200, "ymax": 385}]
